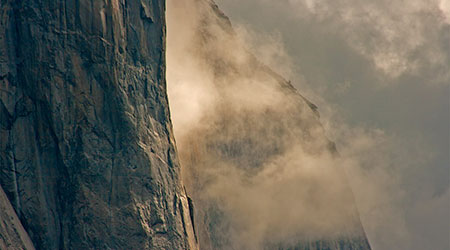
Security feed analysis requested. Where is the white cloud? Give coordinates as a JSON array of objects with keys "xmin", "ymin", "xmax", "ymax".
[
  {"xmin": 278, "ymin": 0, "xmax": 450, "ymax": 80},
  {"xmin": 440, "ymin": 0, "xmax": 450, "ymax": 24}
]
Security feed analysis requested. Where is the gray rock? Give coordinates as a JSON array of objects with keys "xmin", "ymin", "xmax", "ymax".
[{"xmin": 0, "ymin": 0, "xmax": 197, "ymax": 249}]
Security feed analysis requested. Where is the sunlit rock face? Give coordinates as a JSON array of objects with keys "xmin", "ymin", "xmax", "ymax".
[
  {"xmin": 167, "ymin": 0, "xmax": 371, "ymax": 249},
  {"xmin": 0, "ymin": 185, "xmax": 35, "ymax": 250},
  {"xmin": 0, "ymin": 1, "xmax": 197, "ymax": 249}
]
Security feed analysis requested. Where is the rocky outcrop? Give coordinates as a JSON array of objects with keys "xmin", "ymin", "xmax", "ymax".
[
  {"xmin": 0, "ymin": 0, "xmax": 197, "ymax": 249},
  {"xmin": 167, "ymin": 1, "xmax": 371, "ymax": 249}
]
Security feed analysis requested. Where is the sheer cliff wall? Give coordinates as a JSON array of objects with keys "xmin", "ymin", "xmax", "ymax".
[{"xmin": 0, "ymin": 1, "xmax": 197, "ymax": 249}]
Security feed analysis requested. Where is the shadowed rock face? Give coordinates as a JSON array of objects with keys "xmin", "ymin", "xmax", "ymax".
[
  {"xmin": 0, "ymin": 0, "xmax": 197, "ymax": 249},
  {"xmin": 167, "ymin": 1, "xmax": 372, "ymax": 249}
]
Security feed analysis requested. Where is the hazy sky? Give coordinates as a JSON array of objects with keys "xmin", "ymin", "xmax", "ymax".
[{"xmin": 214, "ymin": 0, "xmax": 449, "ymax": 249}]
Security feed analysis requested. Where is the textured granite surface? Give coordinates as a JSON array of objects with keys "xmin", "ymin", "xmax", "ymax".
[{"xmin": 0, "ymin": 1, "xmax": 197, "ymax": 249}]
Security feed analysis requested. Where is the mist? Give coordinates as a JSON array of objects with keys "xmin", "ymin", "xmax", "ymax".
[{"xmin": 166, "ymin": 0, "xmax": 449, "ymax": 249}]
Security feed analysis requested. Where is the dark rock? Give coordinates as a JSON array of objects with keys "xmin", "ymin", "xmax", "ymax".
[{"xmin": 0, "ymin": 0, "xmax": 197, "ymax": 249}]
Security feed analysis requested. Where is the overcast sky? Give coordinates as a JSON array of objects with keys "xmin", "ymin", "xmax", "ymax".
[{"xmin": 214, "ymin": 0, "xmax": 449, "ymax": 249}]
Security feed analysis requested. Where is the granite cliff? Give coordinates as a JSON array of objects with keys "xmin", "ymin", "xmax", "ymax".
[
  {"xmin": 0, "ymin": 0, "xmax": 197, "ymax": 249},
  {"xmin": 0, "ymin": 0, "xmax": 372, "ymax": 249},
  {"xmin": 167, "ymin": 0, "xmax": 372, "ymax": 249}
]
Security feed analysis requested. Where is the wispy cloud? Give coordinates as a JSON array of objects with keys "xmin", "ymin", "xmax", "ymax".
[{"xmin": 167, "ymin": 0, "xmax": 449, "ymax": 249}]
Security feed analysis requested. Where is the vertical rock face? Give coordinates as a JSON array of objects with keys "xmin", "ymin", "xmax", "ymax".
[
  {"xmin": 0, "ymin": 0, "xmax": 197, "ymax": 249},
  {"xmin": 167, "ymin": 0, "xmax": 371, "ymax": 249}
]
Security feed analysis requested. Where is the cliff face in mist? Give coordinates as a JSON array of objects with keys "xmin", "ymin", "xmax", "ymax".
[
  {"xmin": 0, "ymin": 1, "xmax": 197, "ymax": 249},
  {"xmin": 168, "ymin": 1, "xmax": 372, "ymax": 249}
]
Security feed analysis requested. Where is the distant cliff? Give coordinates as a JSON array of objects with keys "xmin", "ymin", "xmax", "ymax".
[
  {"xmin": 0, "ymin": 0, "xmax": 197, "ymax": 249},
  {"xmin": 167, "ymin": 1, "xmax": 372, "ymax": 249}
]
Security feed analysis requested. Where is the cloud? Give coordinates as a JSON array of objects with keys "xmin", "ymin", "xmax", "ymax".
[
  {"xmin": 440, "ymin": 0, "xmax": 450, "ymax": 24},
  {"xmin": 221, "ymin": 0, "xmax": 450, "ymax": 83},
  {"xmin": 167, "ymin": 0, "xmax": 449, "ymax": 249},
  {"xmin": 288, "ymin": 0, "xmax": 450, "ymax": 80}
]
